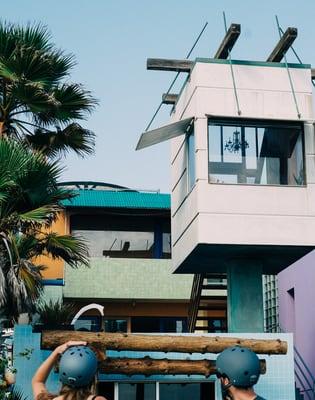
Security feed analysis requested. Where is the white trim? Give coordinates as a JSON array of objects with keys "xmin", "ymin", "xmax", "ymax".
[
  {"xmin": 70, "ymin": 303, "xmax": 104, "ymax": 325},
  {"xmin": 156, "ymin": 382, "xmax": 159, "ymax": 400},
  {"xmin": 114, "ymin": 382, "xmax": 119, "ymax": 400}
]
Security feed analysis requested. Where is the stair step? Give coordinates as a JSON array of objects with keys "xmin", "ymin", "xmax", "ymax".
[
  {"xmin": 196, "ymin": 316, "xmax": 213, "ymax": 321},
  {"xmin": 204, "ymin": 273, "xmax": 227, "ymax": 279},
  {"xmin": 194, "ymin": 326, "xmax": 210, "ymax": 330},
  {"xmin": 200, "ymin": 295, "xmax": 227, "ymax": 301},
  {"xmin": 202, "ymin": 284, "xmax": 227, "ymax": 290}
]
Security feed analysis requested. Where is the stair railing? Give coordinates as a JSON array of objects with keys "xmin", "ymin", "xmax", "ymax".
[{"xmin": 187, "ymin": 274, "xmax": 204, "ymax": 332}]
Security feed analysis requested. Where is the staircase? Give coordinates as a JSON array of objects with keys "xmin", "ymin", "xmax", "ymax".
[
  {"xmin": 187, "ymin": 273, "xmax": 227, "ymax": 333},
  {"xmin": 293, "ymin": 345, "xmax": 315, "ymax": 400}
]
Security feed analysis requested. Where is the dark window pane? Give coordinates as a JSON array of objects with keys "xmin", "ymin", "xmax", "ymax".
[
  {"xmin": 131, "ymin": 317, "xmax": 187, "ymax": 333},
  {"xmin": 187, "ymin": 129, "xmax": 196, "ymax": 191},
  {"xmin": 160, "ymin": 383, "xmax": 214, "ymax": 400},
  {"xmin": 118, "ymin": 383, "xmax": 155, "ymax": 400},
  {"xmin": 162, "ymin": 233, "xmax": 171, "ymax": 258},
  {"xmin": 98, "ymin": 382, "xmax": 115, "ymax": 400},
  {"xmin": 105, "ymin": 319, "xmax": 127, "ymax": 333}
]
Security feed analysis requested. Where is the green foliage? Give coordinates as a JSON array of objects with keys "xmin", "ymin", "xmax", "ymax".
[
  {"xmin": 0, "ymin": 139, "xmax": 89, "ymax": 319},
  {"xmin": 6, "ymin": 387, "xmax": 28, "ymax": 400},
  {"xmin": 17, "ymin": 347, "xmax": 33, "ymax": 361},
  {"xmin": 0, "ymin": 21, "xmax": 98, "ymax": 158},
  {"xmin": 36, "ymin": 299, "xmax": 76, "ymax": 326}
]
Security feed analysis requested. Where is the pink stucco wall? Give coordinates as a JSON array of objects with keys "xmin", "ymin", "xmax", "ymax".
[{"xmin": 278, "ymin": 250, "xmax": 315, "ymax": 375}]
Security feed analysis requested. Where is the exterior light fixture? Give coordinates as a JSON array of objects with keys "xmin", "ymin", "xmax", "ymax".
[{"xmin": 224, "ymin": 130, "xmax": 249, "ymax": 153}]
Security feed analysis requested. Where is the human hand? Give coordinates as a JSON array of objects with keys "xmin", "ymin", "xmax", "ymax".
[{"xmin": 54, "ymin": 341, "xmax": 87, "ymax": 355}]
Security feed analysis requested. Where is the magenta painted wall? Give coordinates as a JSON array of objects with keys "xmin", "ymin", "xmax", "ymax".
[{"xmin": 278, "ymin": 250, "xmax": 315, "ymax": 375}]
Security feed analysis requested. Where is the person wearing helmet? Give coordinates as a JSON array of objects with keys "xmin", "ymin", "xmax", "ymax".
[
  {"xmin": 216, "ymin": 346, "xmax": 266, "ymax": 400},
  {"xmin": 32, "ymin": 341, "xmax": 107, "ymax": 400}
]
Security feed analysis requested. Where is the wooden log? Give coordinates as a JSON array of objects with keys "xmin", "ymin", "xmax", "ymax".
[
  {"xmin": 98, "ymin": 357, "xmax": 266, "ymax": 377},
  {"xmin": 214, "ymin": 23, "xmax": 241, "ymax": 59},
  {"xmin": 267, "ymin": 27, "xmax": 297, "ymax": 62},
  {"xmin": 147, "ymin": 58, "xmax": 193, "ymax": 72},
  {"xmin": 162, "ymin": 93, "xmax": 178, "ymax": 104},
  {"xmin": 41, "ymin": 331, "xmax": 287, "ymax": 355}
]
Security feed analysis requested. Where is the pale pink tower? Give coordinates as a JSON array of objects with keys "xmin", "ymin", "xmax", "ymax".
[{"xmin": 136, "ymin": 24, "xmax": 315, "ymax": 333}]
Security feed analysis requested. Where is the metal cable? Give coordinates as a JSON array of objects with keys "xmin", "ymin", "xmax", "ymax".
[
  {"xmin": 145, "ymin": 22, "xmax": 208, "ymax": 132},
  {"xmin": 223, "ymin": 11, "xmax": 241, "ymax": 116}
]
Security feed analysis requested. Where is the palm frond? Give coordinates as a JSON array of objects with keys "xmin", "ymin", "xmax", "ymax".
[
  {"xmin": 25, "ymin": 123, "xmax": 95, "ymax": 157},
  {"xmin": 36, "ymin": 299, "xmax": 76, "ymax": 325},
  {"xmin": 34, "ymin": 83, "xmax": 98, "ymax": 125},
  {"xmin": 38, "ymin": 232, "xmax": 89, "ymax": 267}
]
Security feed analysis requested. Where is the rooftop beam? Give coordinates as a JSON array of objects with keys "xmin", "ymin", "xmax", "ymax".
[
  {"xmin": 267, "ymin": 27, "xmax": 298, "ymax": 62},
  {"xmin": 214, "ymin": 23, "xmax": 241, "ymax": 59},
  {"xmin": 162, "ymin": 93, "xmax": 178, "ymax": 104},
  {"xmin": 147, "ymin": 58, "xmax": 193, "ymax": 72}
]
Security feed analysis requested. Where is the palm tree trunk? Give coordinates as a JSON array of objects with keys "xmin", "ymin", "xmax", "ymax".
[{"xmin": 0, "ymin": 121, "xmax": 5, "ymax": 137}]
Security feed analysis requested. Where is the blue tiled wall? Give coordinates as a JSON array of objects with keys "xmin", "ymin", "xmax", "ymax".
[{"xmin": 14, "ymin": 326, "xmax": 295, "ymax": 400}]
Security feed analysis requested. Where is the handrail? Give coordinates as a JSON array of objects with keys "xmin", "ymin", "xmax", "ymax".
[
  {"xmin": 294, "ymin": 346, "xmax": 315, "ymax": 385},
  {"xmin": 294, "ymin": 357, "xmax": 314, "ymax": 400},
  {"xmin": 294, "ymin": 347, "xmax": 315, "ymax": 400},
  {"xmin": 277, "ymin": 324, "xmax": 315, "ymax": 399},
  {"xmin": 187, "ymin": 274, "xmax": 203, "ymax": 332}
]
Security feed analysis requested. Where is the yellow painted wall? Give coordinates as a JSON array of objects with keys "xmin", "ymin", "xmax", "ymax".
[{"xmin": 36, "ymin": 211, "xmax": 68, "ymax": 280}]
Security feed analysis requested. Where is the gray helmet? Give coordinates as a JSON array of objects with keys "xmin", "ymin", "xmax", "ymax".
[
  {"xmin": 216, "ymin": 346, "xmax": 260, "ymax": 388},
  {"xmin": 59, "ymin": 346, "xmax": 98, "ymax": 388}
]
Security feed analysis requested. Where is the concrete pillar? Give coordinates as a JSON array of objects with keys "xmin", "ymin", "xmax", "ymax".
[{"xmin": 227, "ymin": 259, "xmax": 264, "ymax": 333}]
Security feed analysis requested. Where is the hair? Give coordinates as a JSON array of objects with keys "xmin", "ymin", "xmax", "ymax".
[{"xmin": 37, "ymin": 380, "xmax": 96, "ymax": 400}]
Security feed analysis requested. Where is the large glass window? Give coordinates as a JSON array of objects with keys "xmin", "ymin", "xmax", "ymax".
[
  {"xmin": 71, "ymin": 214, "xmax": 171, "ymax": 259},
  {"xmin": 208, "ymin": 119, "xmax": 305, "ymax": 186},
  {"xmin": 74, "ymin": 230, "xmax": 154, "ymax": 258}
]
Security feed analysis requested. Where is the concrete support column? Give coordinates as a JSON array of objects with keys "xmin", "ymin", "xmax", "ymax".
[{"xmin": 227, "ymin": 259, "xmax": 264, "ymax": 333}]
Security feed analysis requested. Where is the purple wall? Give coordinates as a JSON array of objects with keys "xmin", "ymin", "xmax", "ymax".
[{"xmin": 278, "ymin": 250, "xmax": 315, "ymax": 377}]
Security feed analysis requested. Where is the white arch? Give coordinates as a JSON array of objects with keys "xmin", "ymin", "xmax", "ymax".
[{"xmin": 71, "ymin": 303, "xmax": 104, "ymax": 325}]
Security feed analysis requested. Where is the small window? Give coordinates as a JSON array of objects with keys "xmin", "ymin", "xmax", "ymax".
[
  {"xmin": 208, "ymin": 119, "xmax": 305, "ymax": 186},
  {"xmin": 104, "ymin": 318, "xmax": 128, "ymax": 333},
  {"xmin": 187, "ymin": 126, "xmax": 196, "ymax": 191},
  {"xmin": 118, "ymin": 383, "xmax": 156, "ymax": 400}
]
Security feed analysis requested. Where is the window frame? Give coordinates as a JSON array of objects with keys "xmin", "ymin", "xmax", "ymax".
[{"xmin": 207, "ymin": 117, "xmax": 306, "ymax": 187}]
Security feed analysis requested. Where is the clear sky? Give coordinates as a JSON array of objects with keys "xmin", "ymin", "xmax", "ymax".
[{"xmin": 2, "ymin": 0, "xmax": 315, "ymax": 192}]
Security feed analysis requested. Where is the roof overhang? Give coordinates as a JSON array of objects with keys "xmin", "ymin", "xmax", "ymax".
[{"xmin": 136, "ymin": 117, "xmax": 194, "ymax": 150}]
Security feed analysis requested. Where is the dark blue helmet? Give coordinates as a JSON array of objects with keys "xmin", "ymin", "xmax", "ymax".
[
  {"xmin": 59, "ymin": 346, "xmax": 98, "ymax": 388},
  {"xmin": 216, "ymin": 346, "xmax": 260, "ymax": 388}
]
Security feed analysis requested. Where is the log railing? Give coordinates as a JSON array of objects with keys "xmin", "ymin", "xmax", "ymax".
[{"xmin": 41, "ymin": 331, "xmax": 287, "ymax": 377}]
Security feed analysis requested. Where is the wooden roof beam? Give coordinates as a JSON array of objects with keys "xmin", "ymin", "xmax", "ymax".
[
  {"xmin": 214, "ymin": 23, "xmax": 241, "ymax": 59},
  {"xmin": 162, "ymin": 93, "xmax": 178, "ymax": 104},
  {"xmin": 147, "ymin": 58, "xmax": 193, "ymax": 72},
  {"xmin": 267, "ymin": 27, "xmax": 297, "ymax": 62}
]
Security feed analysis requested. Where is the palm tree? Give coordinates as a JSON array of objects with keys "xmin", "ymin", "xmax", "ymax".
[
  {"xmin": 0, "ymin": 22, "xmax": 98, "ymax": 157},
  {"xmin": 0, "ymin": 139, "xmax": 89, "ymax": 319}
]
